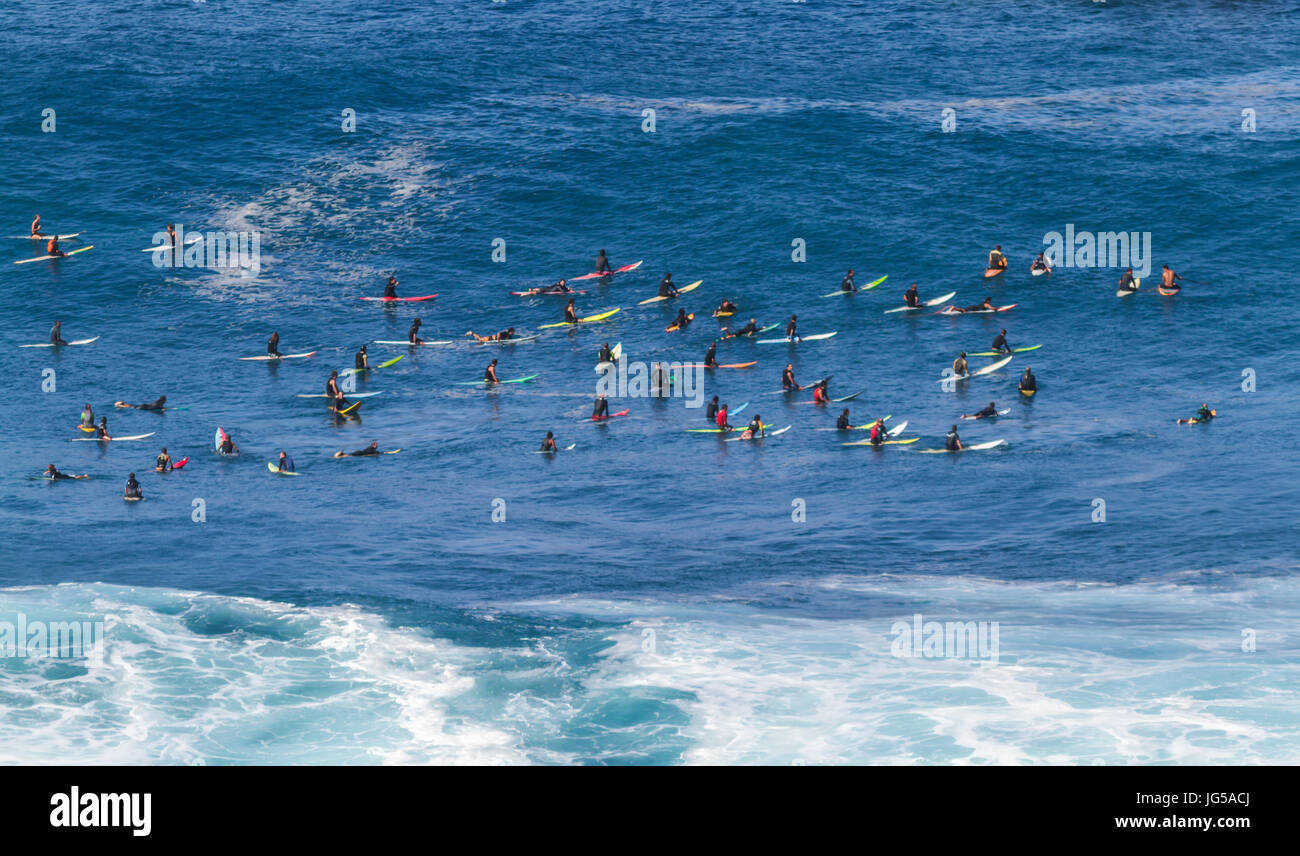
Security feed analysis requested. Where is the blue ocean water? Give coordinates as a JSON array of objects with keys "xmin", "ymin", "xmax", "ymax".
[{"xmin": 2, "ymin": 0, "xmax": 1299, "ymax": 764}]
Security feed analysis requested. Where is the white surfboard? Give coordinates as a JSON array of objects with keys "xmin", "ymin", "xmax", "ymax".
[
  {"xmin": 918, "ymin": 438, "xmax": 1006, "ymax": 453},
  {"xmin": 239, "ymin": 351, "xmax": 318, "ymax": 361},
  {"xmin": 70, "ymin": 432, "xmax": 156, "ymax": 442},
  {"xmin": 19, "ymin": 336, "xmax": 99, "ymax": 348},
  {"xmin": 756, "ymin": 332, "xmax": 837, "ymax": 344},
  {"xmin": 885, "ymin": 291, "xmax": 956, "ymax": 313}
]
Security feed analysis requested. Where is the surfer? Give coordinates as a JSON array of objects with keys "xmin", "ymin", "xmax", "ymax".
[
  {"xmin": 703, "ymin": 342, "xmax": 718, "ymax": 368},
  {"xmin": 114, "ymin": 395, "xmax": 166, "ymax": 410},
  {"xmin": 277, "ymin": 451, "xmax": 295, "ymax": 472},
  {"xmin": 93, "ymin": 417, "xmax": 111, "ymax": 441},
  {"xmin": 903, "ymin": 284, "xmax": 921, "ymax": 308},
  {"xmin": 951, "ymin": 297, "xmax": 995, "ymax": 314},
  {"xmin": 43, "ymin": 464, "xmax": 85, "ymax": 481},
  {"xmin": 952, "ymin": 352, "xmax": 969, "ymax": 378},
  {"xmin": 30, "ymin": 214, "xmax": 42, "ymax": 237},
  {"xmin": 218, "ymin": 432, "xmax": 239, "ymax": 455},
  {"xmin": 991, "ymin": 329, "xmax": 1012, "ymax": 355},
  {"xmin": 987, "ymin": 245, "xmax": 1007, "ymax": 273},
  {"xmin": 543, "ymin": 279, "xmax": 573, "ymax": 294},
  {"xmin": 962, "ymin": 401, "xmax": 1000, "ymax": 419},
  {"xmin": 592, "ymin": 394, "xmax": 609, "ymax": 420},
  {"xmin": 713, "ymin": 298, "xmax": 738, "ymax": 316},
  {"xmin": 782, "ymin": 364, "xmax": 798, "ymax": 391},
  {"xmin": 1019, "ymin": 368, "xmax": 1036, "ymax": 394},
  {"xmin": 598, "ymin": 342, "xmax": 614, "ymax": 363},
  {"xmin": 1031, "ymin": 253, "xmax": 1051, "ymax": 275},
  {"xmin": 79, "ymin": 404, "xmax": 94, "ymax": 429},
  {"xmin": 325, "ymin": 370, "xmax": 350, "ymax": 410},
  {"xmin": 670, "ymin": 308, "xmax": 691, "ymax": 331},
  {"xmin": 840, "ymin": 268, "xmax": 856, "ymax": 293},
  {"xmin": 539, "ymin": 432, "xmax": 558, "ymax": 452},
  {"xmin": 837, "ymin": 409, "xmax": 852, "ymax": 430},
  {"xmin": 483, "ymin": 359, "xmax": 500, "ymax": 384},
  {"xmin": 1118, "ymin": 267, "xmax": 1139, "ymax": 293},
  {"xmin": 45, "ymin": 235, "xmax": 65, "ymax": 258},
  {"xmin": 563, "ymin": 298, "xmax": 579, "ymax": 324},
  {"xmin": 595, "ymin": 250, "xmax": 613, "ymax": 275},
  {"xmin": 1178, "ymin": 404, "xmax": 1216, "ymax": 424},
  {"xmin": 123, "ymin": 473, "xmax": 143, "ymax": 500},
  {"xmin": 744, "ymin": 415, "xmax": 766, "ymax": 439},
  {"xmin": 466, "ymin": 327, "xmax": 516, "ymax": 343},
  {"xmin": 715, "ymin": 402, "xmax": 733, "ymax": 431},
  {"xmin": 154, "ymin": 448, "xmax": 173, "ymax": 472},
  {"xmin": 1160, "ymin": 264, "xmax": 1183, "ymax": 293},
  {"xmin": 384, "ymin": 276, "xmax": 398, "ymax": 299},
  {"xmin": 354, "ymin": 345, "xmax": 370, "ymax": 371},
  {"xmin": 812, "ymin": 379, "xmax": 830, "ymax": 404},
  {"xmin": 650, "ymin": 363, "xmax": 670, "ymax": 396},
  {"xmin": 334, "ymin": 441, "xmax": 381, "ymax": 457},
  {"xmin": 707, "ymin": 396, "xmax": 720, "ymax": 421},
  {"xmin": 945, "ymin": 425, "xmax": 964, "ymax": 451},
  {"xmin": 785, "ymin": 314, "xmax": 798, "ymax": 341},
  {"xmin": 869, "ymin": 418, "xmax": 888, "ymax": 445},
  {"xmin": 407, "ymin": 318, "xmax": 425, "ymax": 345},
  {"xmin": 267, "ymin": 332, "xmax": 282, "ymax": 357},
  {"xmin": 724, "ymin": 318, "xmax": 761, "ymax": 339},
  {"xmin": 50, "ymin": 321, "xmax": 67, "ymax": 346},
  {"xmin": 658, "ymin": 273, "xmax": 679, "ymax": 299}
]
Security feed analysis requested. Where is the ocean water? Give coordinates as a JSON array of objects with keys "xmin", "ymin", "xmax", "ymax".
[{"xmin": 2, "ymin": 0, "xmax": 1299, "ymax": 764}]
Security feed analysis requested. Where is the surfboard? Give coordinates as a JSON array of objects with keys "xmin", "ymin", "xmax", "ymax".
[
  {"xmin": 677, "ymin": 361, "xmax": 757, "ymax": 369},
  {"xmin": 297, "ymin": 391, "xmax": 381, "ymax": 399},
  {"xmin": 943, "ymin": 354, "xmax": 1013, "ymax": 381},
  {"xmin": 360, "ymin": 294, "xmax": 439, "ymax": 302},
  {"xmin": 268, "ymin": 462, "xmax": 301, "ymax": 476},
  {"xmin": 534, "ymin": 443, "xmax": 577, "ymax": 452},
  {"xmin": 756, "ymin": 332, "xmax": 837, "ymax": 344},
  {"xmin": 1030, "ymin": 267, "xmax": 1048, "ymax": 276},
  {"xmin": 984, "ymin": 266, "xmax": 1006, "ymax": 279},
  {"xmin": 572, "ymin": 260, "xmax": 642, "ymax": 281},
  {"xmin": 938, "ymin": 303, "xmax": 1017, "ymax": 315},
  {"xmin": 842, "ymin": 436, "xmax": 919, "ymax": 446},
  {"xmin": 538, "ymin": 308, "xmax": 620, "ymax": 329},
  {"xmin": 1157, "ymin": 286, "xmax": 1180, "ymax": 296},
  {"xmin": 141, "ymin": 235, "xmax": 203, "ymax": 251},
  {"xmin": 372, "ymin": 340, "xmax": 454, "ymax": 346},
  {"xmin": 12, "ymin": 233, "xmax": 81, "ymax": 240},
  {"xmin": 723, "ymin": 425, "xmax": 791, "ymax": 442},
  {"xmin": 215, "ymin": 426, "xmax": 229, "ymax": 454},
  {"xmin": 885, "ymin": 291, "xmax": 956, "ymax": 313},
  {"xmin": 665, "ymin": 313, "xmax": 695, "ymax": 332},
  {"xmin": 918, "ymin": 439, "xmax": 1006, "ymax": 453},
  {"xmin": 15, "ymin": 245, "xmax": 94, "ymax": 264},
  {"xmin": 239, "ymin": 351, "xmax": 317, "ymax": 361},
  {"xmin": 968, "ymin": 345, "xmax": 1041, "ymax": 357},
  {"xmin": 638, "ymin": 280, "xmax": 702, "ymax": 305},
  {"xmin": 1019, "ymin": 388, "xmax": 1036, "ymax": 397},
  {"xmin": 960, "ymin": 408, "xmax": 1011, "ymax": 420},
  {"xmin": 1117, "ymin": 277, "xmax": 1141, "ymax": 297},
  {"xmin": 454, "ymin": 374, "xmax": 539, "ymax": 386},
  {"xmin": 480, "ymin": 334, "xmax": 540, "ymax": 344},
  {"xmin": 821, "ymin": 274, "xmax": 888, "ymax": 297},
  {"xmin": 19, "ymin": 336, "xmax": 99, "ymax": 348},
  {"xmin": 71, "ymin": 432, "xmax": 155, "ymax": 442},
  {"xmin": 336, "ymin": 401, "xmax": 361, "ymax": 415},
  {"xmin": 592, "ymin": 409, "xmax": 630, "ymax": 422},
  {"xmin": 511, "ymin": 288, "xmax": 587, "ymax": 296}
]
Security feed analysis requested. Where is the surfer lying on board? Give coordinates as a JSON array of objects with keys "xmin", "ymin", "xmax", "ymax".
[
  {"xmin": 1118, "ymin": 267, "xmax": 1138, "ymax": 293},
  {"xmin": 714, "ymin": 298, "xmax": 738, "ymax": 316},
  {"xmin": 50, "ymin": 321, "xmax": 67, "ymax": 346},
  {"xmin": 80, "ymin": 404, "xmax": 94, "ymax": 429},
  {"xmin": 670, "ymin": 308, "xmax": 691, "ymax": 331},
  {"xmin": 593, "ymin": 395, "xmax": 609, "ymax": 419},
  {"xmin": 155, "ymin": 448, "xmax": 173, "ymax": 472},
  {"xmin": 219, "ymin": 433, "xmax": 239, "ymax": 455},
  {"xmin": 703, "ymin": 342, "xmax": 718, "ymax": 367},
  {"xmin": 945, "ymin": 425, "xmax": 964, "ymax": 451},
  {"xmin": 277, "ymin": 451, "xmax": 295, "ymax": 472},
  {"xmin": 93, "ymin": 417, "xmax": 112, "ymax": 441},
  {"xmin": 904, "ymin": 284, "xmax": 921, "ymax": 308},
  {"xmin": 540, "ymin": 432, "xmax": 558, "ymax": 452},
  {"xmin": 595, "ymin": 250, "xmax": 613, "ymax": 275},
  {"xmin": 1177, "ymin": 404, "xmax": 1216, "ymax": 424},
  {"xmin": 1160, "ymin": 264, "xmax": 1183, "ymax": 293},
  {"xmin": 44, "ymin": 464, "xmax": 87, "ymax": 480},
  {"xmin": 408, "ymin": 318, "xmax": 425, "ymax": 345},
  {"xmin": 114, "ymin": 396, "xmax": 166, "ymax": 410},
  {"xmin": 1020, "ymin": 368, "xmax": 1036, "ymax": 393},
  {"xmin": 484, "ymin": 359, "xmax": 500, "ymax": 384},
  {"xmin": 124, "ymin": 473, "xmax": 142, "ymax": 500},
  {"xmin": 384, "ymin": 276, "xmax": 399, "ymax": 299},
  {"xmin": 962, "ymin": 401, "xmax": 1000, "ymax": 419},
  {"xmin": 951, "ymin": 296, "xmax": 995, "ymax": 313},
  {"xmin": 521, "ymin": 280, "xmax": 575, "ymax": 296},
  {"xmin": 840, "ymin": 269, "xmax": 856, "ymax": 293},
  {"xmin": 742, "ymin": 415, "xmax": 766, "ymax": 439},
  {"xmin": 1031, "ymin": 253, "xmax": 1051, "ymax": 275},
  {"xmin": 870, "ymin": 418, "xmax": 888, "ymax": 445},
  {"xmin": 268, "ymin": 332, "xmax": 282, "ymax": 357},
  {"xmin": 334, "ymin": 441, "xmax": 380, "ymax": 457},
  {"xmin": 953, "ymin": 352, "xmax": 969, "ymax": 377},
  {"xmin": 723, "ymin": 318, "xmax": 761, "ymax": 339},
  {"xmin": 563, "ymin": 299, "xmax": 579, "ymax": 324},
  {"xmin": 658, "ymin": 273, "xmax": 679, "ymax": 298},
  {"xmin": 466, "ymin": 327, "xmax": 516, "ymax": 343},
  {"xmin": 812, "ymin": 380, "xmax": 830, "ymax": 404},
  {"xmin": 991, "ymin": 329, "xmax": 1012, "ymax": 355},
  {"xmin": 987, "ymin": 245, "xmax": 1007, "ymax": 272}
]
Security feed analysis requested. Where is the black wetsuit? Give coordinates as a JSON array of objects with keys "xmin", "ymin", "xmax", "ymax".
[
  {"xmin": 137, "ymin": 397, "xmax": 165, "ymax": 411},
  {"xmin": 407, "ymin": 322, "xmax": 421, "ymax": 343},
  {"xmin": 706, "ymin": 400, "xmax": 719, "ymax": 421},
  {"xmin": 353, "ymin": 447, "xmax": 379, "ymax": 456},
  {"xmin": 495, "ymin": 329, "xmax": 513, "ymax": 341},
  {"xmin": 1119, "ymin": 271, "xmax": 1137, "ymax": 291},
  {"xmin": 564, "ymin": 305, "xmax": 579, "ymax": 323},
  {"xmin": 593, "ymin": 398, "xmax": 609, "ymax": 419},
  {"xmin": 904, "ymin": 289, "xmax": 920, "ymax": 308},
  {"xmin": 1020, "ymin": 373, "xmax": 1036, "ymax": 391},
  {"xmin": 782, "ymin": 368, "xmax": 796, "ymax": 390},
  {"xmin": 841, "ymin": 274, "xmax": 855, "ymax": 293},
  {"xmin": 595, "ymin": 254, "xmax": 612, "ymax": 274},
  {"xmin": 974, "ymin": 404, "xmax": 998, "ymax": 418},
  {"xmin": 945, "ymin": 430, "xmax": 960, "ymax": 451},
  {"xmin": 267, "ymin": 337, "xmax": 281, "ymax": 357},
  {"xmin": 124, "ymin": 477, "xmax": 142, "ymax": 499},
  {"xmin": 598, "ymin": 345, "xmax": 613, "ymax": 362},
  {"xmin": 156, "ymin": 454, "xmax": 171, "ymax": 471},
  {"xmin": 837, "ymin": 412, "xmax": 851, "ymax": 429},
  {"xmin": 484, "ymin": 366, "xmax": 498, "ymax": 383},
  {"xmin": 384, "ymin": 282, "xmax": 397, "ymax": 299},
  {"xmin": 94, "ymin": 423, "xmax": 108, "ymax": 439},
  {"xmin": 735, "ymin": 321, "xmax": 759, "ymax": 337},
  {"xmin": 658, "ymin": 276, "xmax": 677, "ymax": 298},
  {"xmin": 51, "ymin": 327, "xmax": 67, "ymax": 346},
  {"xmin": 278, "ymin": 457, "xmax": 294, "ymax": 472},
  {"xmin": 355, "ymin": 352, "xmax": 368, "ymax": 370},
  {"xmin": 219, "ymin": 438, "xmax": 235, "ymax": 455},
  {"xmin": 785, "ymin": 320, "xmax": 797, "ymax": 339},
  {"xmin": 991, "ymin": 333, "xmax": 1010, "ymax": 353},
  {"xmin": 704, "ymin": 343, "xmax": 717, "ymax": 367}
]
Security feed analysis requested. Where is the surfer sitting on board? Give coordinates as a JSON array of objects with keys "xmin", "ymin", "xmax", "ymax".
[
  {"xmin": 785, "ymin": 314, "xmax": 798, "ymax": 341},
  {"xmin": 782, "ymin": 364, "xmax": 799, "ymax": 391},
  {"xmin": 1178, "ymin": 404, "xmax": 1215, "ymax": 424},
  {"xmin": 837, "ymin": 408, "xmax": 852, "ymax": 429},
  {"xmin": 716, "ymin": 403, "xmax": 733, "ymax": 431},
  {"xmin": 962, "ymin": 401, "xmax": 1000, "ymax": 420},
  {"xmin": 953, "ymin": 352, "xmax": 969, "ymax": 377},
  {"xmin": 335, "ymin": 441, "xmax": 380, "ymax": 457},
  {"xmin": 277, "ymin": 451, "xmax": 295, "ymax": 472},
  {"xmin": 593, "ymin": 395, "xmax": 609, "ymax": 419},
  {"xmin": 45, "ymin": 236, "xmax": 65, "ymax": 258},
  {"xmin": 904, "ymin": 284, "xmax": 921, "ymax": 308},
  {"xmin": 408, "ymin": 318, "xmax": 425, "ymax": 345},
  {"xmin": 114, "ymin": 395, "xmax": 166, "ymax": 411},
  {"xmin": 539, "ymin": 432, "xmax": 558, "ymax": 452},
  {"xmin": 325, "ymin": 371, "xmax": 350, "ymax": 411},
  {"xmin": 987, "ymin": 245, "xmax": 1007, "ymax": 273},
  {"xmin": 1031, "ymin": 253, "xmax": 1051, "ymax": 275},
  {"xmin": 1118, "ymin": 268, "xmax": 1138, "ymax": 293},
  {"xmin": 951, "ymin": 297, "xmax": 995, "ymax": 314},
  {"xmin": 483, "ymin": 359, "xmax": 500, "ymax": 384},
  {"xmin": 124, "ymin": 473, "xmax": 142, "ymax": 500},
  {"xmin": 870, "ymin": 418, "xmax": 888, "ymax": 445},
  {"xmin": 155, "ymin": 448, "xmax": 173, "ymax": 472},
  {"xmin": 812, "ymin": 380, "xmax": 830, "ymax": 404},
  {"xmin": 840, "ymin": 269, "xmax": 856, "ymax": 293},
  {"xmin": 742, "ymin": 415, "xmax": 765, "ymax": 439},
  {"xmin": 563, "ymin": 299, "xmax": 580, "ymax": 324},
  {"xmin": 31, "ymin": 214, "xmax": 43, "ymax": 237},
  {"xmin": 267, "ymin": 332, "xmax": 282, "ymax": 357},
  {"xmin": 93, "ymin": 417, "xmax": 112, "ymax": 441},
  {"xmin": 80, "ymin": 404, "xmax": 95, "ymax": 429},
  {"xmin": 466, "ymin": 327, "xmax": 516, "ymax": 343},
  {"xmin": 1160, "ymin": 264, "xmax": 1183, "ymax": 293},
  {"xmin": 707, "ymin": 396, "xmax": 720, "ymax": 421},
  {"xmin": 50, "ymin": 321, "xmax": 67, "ymax": 346},
  {"xmin": 598, "ymin": 342, "xmax": 614, "ymax": 363},
  {"xmin": 658, "ymin": 273, "xmax": 679, "ymax": 299},
  {"xmin": 703, "ymin": 342, "xmax": 718, "ymax": 367},
  {"xmin": 945, "ymin": 425, "xmax": 964, "ymax": 451},
  {"xmin": 384, "ymin": 276, "xmax": 398, "ymax": 299},
  {"xmin": 595, "ymin": 250, "xmax": 612, "ymax": 275},
  {"xmin": 991, "ymin": 329, "xmax": 1012, "ymax": 355},
  {"xmin": 1019, "ymin": 368, "xmax": 1036, "ymax": 393}
]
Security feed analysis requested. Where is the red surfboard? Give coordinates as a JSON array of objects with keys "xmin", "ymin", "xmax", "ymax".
[
  {"xmin": 592, "ymin": 409, "xmax": 630, "ymax": 421},
  {"xmin": 571, "ymin": 260, "xmax": 643, "ymax": 281},
  {"xmin": 360, "ymin": 294, "xmax": 438, "ymax": 302}
]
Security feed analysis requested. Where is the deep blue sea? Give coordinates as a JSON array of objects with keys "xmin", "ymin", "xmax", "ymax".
[{"xmin": 2, "ymin": 0, "xmax": 1299, "ymax": 764}]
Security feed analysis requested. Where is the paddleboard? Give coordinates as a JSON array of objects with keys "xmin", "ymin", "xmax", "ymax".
[
  {"xmin": 756, "ymin": 332, "xmax": 838, "ymax": 344},
  {"xmin": 535, "ymin": 443, "xmax": 577, "ymax": 453},
  {"xmin": 19, "ymin": 336, "xmax": 100, "ymax": 348},
  {"xmin": 15, "ymin": 245, "xmax": 94, "ymax": 264},
  {"xmin": 572, "ymin": 260, "xmax": 642, "ymax": 281},
  {"xmin": 885, "ymin": 291, "xmax": 956, "ymax": 313},
  {"xmin": 665, "ymin": 313, "xmax": 695, "ymax": 332},
  {"xmin": 297, "ymin": 391, "xmax": 381, "ymax": 398},
  {"xmin": 239, "ymin": 351, "xmax": 317, "ymax": 361},
  {"xmin": 361, "ymin": 294, "xmax": 438, "ymax": 302},
  {"xmin": 724, "ymin": 425, "xmax": 791, "ymax": 442},
  {"xmin": 454, "ymin": 374, "xmax": 539, "ymax": 386},
  {"xmin": 960, "ymin": 408, "xmax": 1011, "ymax": 420},
  {"xmin": 638, "ymin": 280, "xmax": 702, "ymax": 305},
  {"xmin": 268, "ymin": 462, "xmax": 301, "ymax": 476},
  {"xmin": 538, "ymin": 307, "xmax": 620, "ymax": 329},
  {"xmin": 12, "ymin": 233, "xmax": 81, "ymax": 240},
  {"xmin": 968, "ymin": 345, "xmax": 1041, "ymax": 357},
  {"xmin": 821, "ymin": 274, "xmax": 888, "ymax": 297},
  {"xmin": 918, "ymin": 439, "xmax": 1007, "ymax": 453},
  {"xmin": 71, "ymin": 432, "xmax": 155, "ymax": 442}
]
